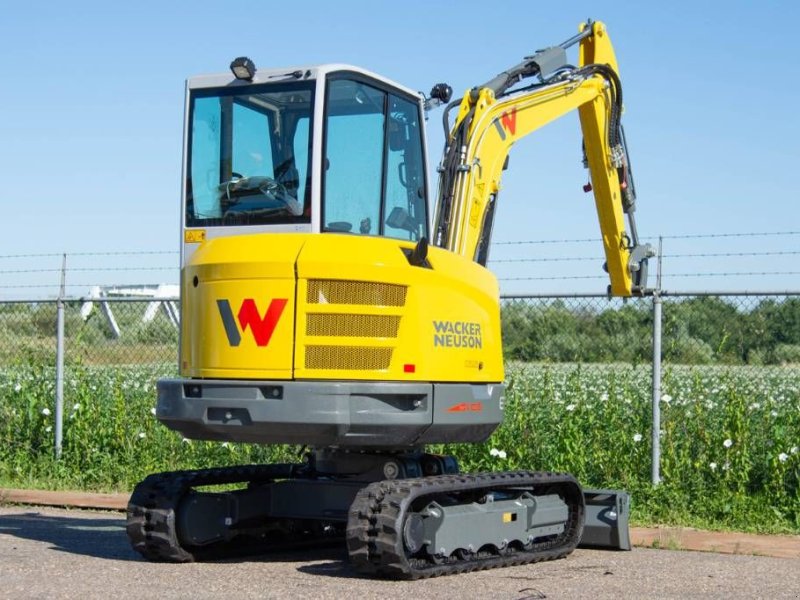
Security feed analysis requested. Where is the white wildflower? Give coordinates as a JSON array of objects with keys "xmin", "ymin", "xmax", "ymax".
[
  {"xmin": 723, "ymin": 438, "xmax": 733, "ymax": 449},
  {"xmin": 489, "ymin": 448, "xmax": 500, "ymax": 457},
  {"xmin": 182, "ymin": 438, "xmax": 192, "ymax": 445},
  {"xmin": 138, "ymin": 432, "xmax": 146, "ymax": 439},
  {"xmin": 14, "ymin": 383, "xmax": 21, "ymax": 392},
  {"xmin": 45, "ymin": 426, "xmax": 52, "ymax": 433},
  {"xmin": 633, "ymin": 433, "xmax": 643, "ymax": 443},
  {"xmin": 150, "ymin": 407, "xmax": 157, "ymax": 416},
  {"xmin": 565, "ymin": 404, "xmax": 576, "ymax": 412},
  {"xmin": 778, "ymin": 453, "xmax": 789, "ymax": 463},
  {"xmin": 497, "ymin": 450, "xmax": 507, "ymax": 459},
  {"xmin": 661, "ymin": 394, "xmax": 672, "ymax": 404},
  {"xmin": 41, "ymin": 407, "xmax": 51, "ymax": 416},
  {"xmin": 709, "ymin": 462, "xmax": 717, "ymax": 471},
  {"xmin": 72, "ymin": 403, "xmax": 80, "ymax": 411},
  {"xmin": 600, "ymin": 393, "xmax": 608, "ymax": 402},
  {"xmin": 221, "ymin": 442, "xmax": 230, "ymax": 448},
  {"xmin": 748, "ymin": 402, "xmax": 760, "ymax": 411},
  {"xmin": 770, "ymin": 410, "xmax": 778, "ymax": 418},
  {"xmin": 791, "ymin": 447, "xmax": 799, "ymax": 455},
  {"xmin": 722, "ymin": 462, "xmax": 730, "ymax": 471}
]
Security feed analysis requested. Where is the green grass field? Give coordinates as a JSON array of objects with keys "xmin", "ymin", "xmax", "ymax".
[{"xmin": 0, "ymin": 361, "xmax": 798, "ymax": 533}]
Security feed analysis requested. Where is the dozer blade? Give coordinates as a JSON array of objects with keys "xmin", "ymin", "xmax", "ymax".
[{"xmin": 578, "ymin": 488, "xmax": 631, "ymax": 550}]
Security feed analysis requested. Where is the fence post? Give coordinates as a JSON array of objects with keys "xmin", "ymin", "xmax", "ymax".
[
  {"xmin": 55, "ymin": 253, "xmax": 66, "ymax": 459},
  {"xmin": 651, "ymin": 237, "xmax": 663, "ymax": 485}
]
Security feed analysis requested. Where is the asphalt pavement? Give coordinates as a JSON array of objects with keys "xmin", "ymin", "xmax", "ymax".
[{"xmin": 1, "ymin": 506, "xmax": 798, "ymax": 599}]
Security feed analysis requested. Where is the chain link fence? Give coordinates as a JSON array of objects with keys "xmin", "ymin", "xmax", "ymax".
[
  {"xmin": 2, "ymin": 292, "xmax": 798, "ymax": 373},
  {"xmin": 501, "ymin": 292, "xmax": 800, "ymax": 367},
  {"xmin": 0, "ymin": 298, "xmax": 178, "ymax": 367},
  {"xmin": 501, "ymin": 291, "xmax": 800, "ymax": 482},
  {"xmin": 3, "ymin": 294, "xmax": 797, "ymax": 370},
  {"xmin": 1, "ymin": 292, "xmax": 798, "ymax": 471}
]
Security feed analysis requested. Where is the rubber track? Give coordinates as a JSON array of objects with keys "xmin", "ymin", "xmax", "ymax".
[
  {"xmin": 126, "ymin": 463, "xmax": 303, "ymax": 562},
  {"xmin": 346, "ymin": 471, "xmax": 585, "ymax": 580}
]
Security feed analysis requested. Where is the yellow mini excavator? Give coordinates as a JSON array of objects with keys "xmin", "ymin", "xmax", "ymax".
[{"xmin": 127, "ymin": 20, "xmax": 653, "ymax": 579}]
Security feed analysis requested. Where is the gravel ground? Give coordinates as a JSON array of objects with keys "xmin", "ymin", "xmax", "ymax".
[{"xmin": 0, "ymin": 506, "xmax": 798, "ymax": 600}]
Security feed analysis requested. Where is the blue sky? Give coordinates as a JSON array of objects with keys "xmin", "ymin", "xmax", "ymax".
[{"xmin": 1, "ymin": 1, "xmax": 798, "ymax": 297}]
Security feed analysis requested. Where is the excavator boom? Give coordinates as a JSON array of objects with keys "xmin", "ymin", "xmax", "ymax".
[{"xmin": 433, "ymin": 20, "xmax": 653, "ymax": 295}]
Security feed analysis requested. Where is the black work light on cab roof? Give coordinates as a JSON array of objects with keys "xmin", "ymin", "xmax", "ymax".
[{"xmin": 230, "ymin": 56, "xmax": 256, "ymax": 81}]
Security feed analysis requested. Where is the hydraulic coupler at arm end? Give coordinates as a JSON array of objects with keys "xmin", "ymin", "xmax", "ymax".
[
  {"xmin": 623, "ymin": 209, "xmax": 656, "ymax": 296},
  {"xmin": 628, "ymin": 243, "xmax": 655, "ymax": 295}
]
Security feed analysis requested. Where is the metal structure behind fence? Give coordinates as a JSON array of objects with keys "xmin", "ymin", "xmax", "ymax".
[{"xmin": 1, "ymin": 291, "xmax": 799, "ymax": 483}]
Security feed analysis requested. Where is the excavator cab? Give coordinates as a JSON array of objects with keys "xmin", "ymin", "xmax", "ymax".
[
  {"xmin": 171, "ymin": 61, "xmax": 506, "ymax": 443},
  {"xmin": 182, "ymin": 64, "xmax": 430, "ymax": 266}
]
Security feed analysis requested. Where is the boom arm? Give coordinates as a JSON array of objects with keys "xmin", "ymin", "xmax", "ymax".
[{"xmin": 432, "ymin": 21, "xmax": 653, "ymax": 296}]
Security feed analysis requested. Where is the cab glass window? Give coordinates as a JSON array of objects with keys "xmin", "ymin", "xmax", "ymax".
[
  {"xmin": 323, "ymin": 77, "xmax": 427, "ymax": 240},
  {"xmin": 384, "ymin": 94, "xmax": 427, "ymax": 240},
  {"xmin": 186, "ymin": 82, "xmax": 314, "ymax": 227}
]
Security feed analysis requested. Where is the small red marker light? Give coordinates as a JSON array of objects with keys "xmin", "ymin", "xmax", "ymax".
[{"xmin": 403, "ymin": 364, "xmax": 416, "ymax": 373}]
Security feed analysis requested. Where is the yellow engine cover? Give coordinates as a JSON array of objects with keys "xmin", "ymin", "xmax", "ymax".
[{"xmin": 181, "ymin": 233, "xmax": 503, "ymax": 383}]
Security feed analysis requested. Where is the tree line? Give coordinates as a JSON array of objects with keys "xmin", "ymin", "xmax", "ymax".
[
  {"xmin": 501, "ymin": 296, "xmax": 800, "ymax": 365},
  {"xmin": 1, "ymin": 296, "xmax": 798, "ymax": 366}
]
